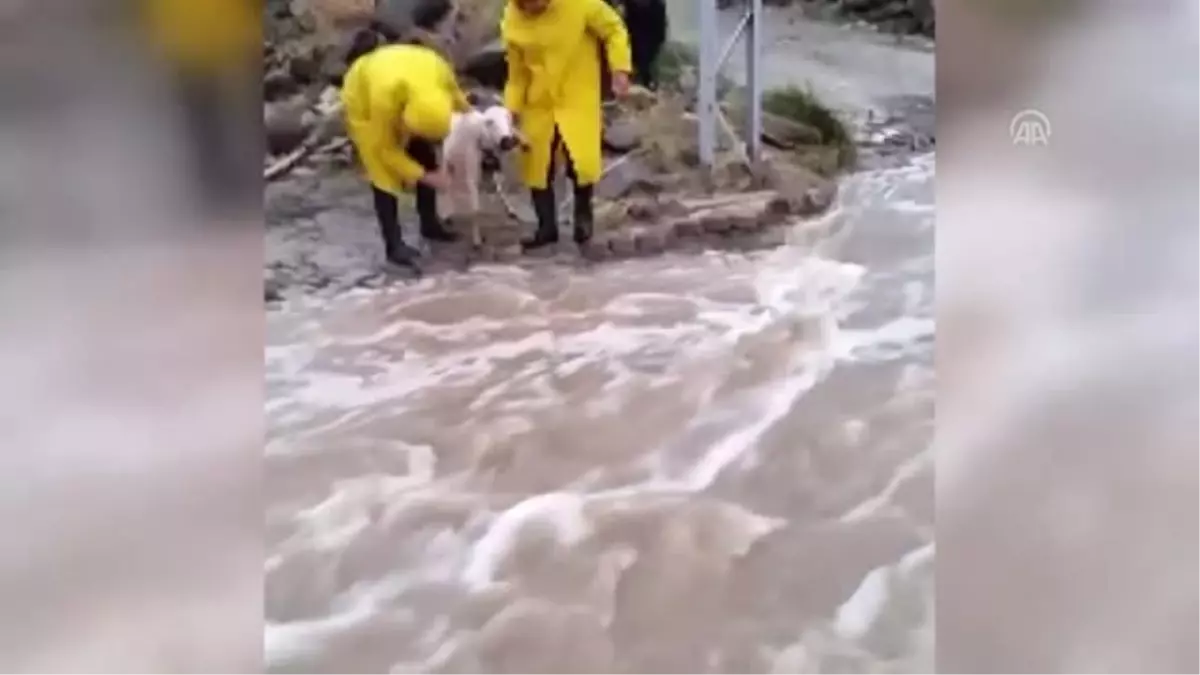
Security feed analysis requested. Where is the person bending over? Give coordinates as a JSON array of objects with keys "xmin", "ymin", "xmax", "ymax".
[
  {"xmin": 501, "ymin": 0, "xmax": 632, "ymax": 250},
  {"xmin": 341, "ymin": 36, "xmax": 470, "ymax": 267}
]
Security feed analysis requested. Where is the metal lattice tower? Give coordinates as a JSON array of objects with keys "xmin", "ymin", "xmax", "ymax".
[{"xmin": 697, "ymin": 0, "xmax": 764, "ymax": 168}]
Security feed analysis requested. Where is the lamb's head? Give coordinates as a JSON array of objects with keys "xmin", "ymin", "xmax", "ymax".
[{"xmin": 478, "ymin": 104, "xmax": 520, "ymax": 152}]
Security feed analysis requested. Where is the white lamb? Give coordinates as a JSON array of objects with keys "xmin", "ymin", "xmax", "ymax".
[{"xmin": 440, "ymin": 103, "xmax": 522, "ymax": 247}]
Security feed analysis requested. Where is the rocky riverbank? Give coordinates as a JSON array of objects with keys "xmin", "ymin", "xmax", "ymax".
[
  {"xmin": 264, "ymin": 122, "xmax": 841, "ymax": 302},
  {"xmin": 262, "ymin": 0, "xmax": 934, "ymax": 303}
]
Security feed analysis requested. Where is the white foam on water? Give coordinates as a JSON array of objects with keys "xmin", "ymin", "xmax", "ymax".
[
  {"xmin": 899, "ymin": 542, "xmax": 934, "ymax": 575},
  {"xmin": 273, "ymin": 462, "xmax": 440, "ymax": 559},
  {"xmin": 461, "ymin": 491, "xmax": 591, "ymax": 590},
  {"xmin": 837, "ymin": 450, "xmax": 931, "ymax": 524},
  {"xmin": 264, "ymin": 603, "xmax": 376, "ymax": 668},
  {"xmin": 682, "ymin": 358, "xmax": 828, "ymax": 491},
  {"xmin": 835, "ymin": 564, "xmax": 890, "ymax": 641},
  {"xmin": 835, "ymin": 316, "xmax": 935, "ymax": 363},
  {"xmin": 770, "ymin": 640, "xmax": 820, "ymax": 674},
  {"xmin": 833, "ymin": 542, "xmax": 935, "ymax": 644}
]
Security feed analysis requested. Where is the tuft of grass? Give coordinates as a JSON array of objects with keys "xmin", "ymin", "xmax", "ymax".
[
  {"xmin": 762, "ymin": 84, "xmax": 856, "ymax": 170},
  {"xmin": 653, "ymin": 40, "xmax": 697, "ymax": 90},
  {"xmin": 653, "ymin": 40, "xmax": 736, "ymax": 98}
]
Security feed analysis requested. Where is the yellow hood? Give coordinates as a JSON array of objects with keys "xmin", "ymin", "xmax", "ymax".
[{"xmin": 402, "ymin": 91, "xmax": 453, "ymax": 141}]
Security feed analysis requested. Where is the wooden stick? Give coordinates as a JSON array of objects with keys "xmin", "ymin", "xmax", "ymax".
[{"xmin": 263, "ymin": 134, "xmax": 348, "ymax": 182}]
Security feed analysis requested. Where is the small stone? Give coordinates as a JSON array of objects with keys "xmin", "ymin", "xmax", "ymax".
[
  {"xmin": 634, "ymin": 228, "xmax": 668, "ymax": 255},
  {"xmin": 495, "ymin": 245, "xmax": 523, "ymax": 263},
  {"xmin": 602, "ymin": 117, "xmax": 643, "ymax": 154},
  {"xmin": 609, "ymin": 234, "xmax": 636, "ymax": 257},
  {"xmin": 757, "ymin": 227, "xmax": 788, "ymax": 248},
  {"xmin": 473, "ymin": 245, "xmax": 496, "ymax": 263},
  {"xmin": 264, "ymin": 280, "xmax": 283, "ymax": 303},
  {"xmin": 523, "ymin": 242, "xmax": 556, "ymax": 258},
  {"xmin": 659, "ymin": 198, "xmax": 689, "ymax": 218},
  {"xmin": 806, "ymin": 183, "xmax": 838, "ymax": 212},
  {"xmin": 766, "ymin": 195, "xmax": 792, "ymax": 216},
  {"xmin": 263, "ymin": 69, "xmax": 297, "ymax": 102},
  {"xmin": 483, "ymin": 226, "xmax": 523, "ymax": 247},
  {"xmin": 288, "ymin": 49, "xmax": 322, "ymax": 85},
  {"xmin": 730, "ymin": 215, "xmax": 763, "ymax": 233},
  {"xmin": 759, "ymin": 203, "xmax": 790, "ymax": 227},
  {"xmin": 626, "ymin": 198, "xmax": 660, "ymax": 222},
  {"xmin": 672, "ymin": 218, "xmax": 703, "ymax": 239},
  {"xmin": 581, "ymin": 239, "xmax": 611, "ymax": 261},
  {"xmin": 701, "ymin": 216, "xmax": 732, "ymax": 235},
  {"xmin": 319, "ymin": 42, "xmax": 351, "ymax": 85},
  {"xmin": 431, "ymin": 242, "xmax": 470, "ymax": 267},
  {"xmin": 264, "ymin": 96, "xmax": 310, "ymax": 156}
]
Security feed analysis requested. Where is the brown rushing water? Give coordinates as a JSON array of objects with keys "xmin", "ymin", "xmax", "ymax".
[
  {"xmin": 265, "ymin": 150, "xmax": 934, "ymax": 672},
  {"xmin": 266, "ymin": 8, "xmax": 935, "ymax": 673}
]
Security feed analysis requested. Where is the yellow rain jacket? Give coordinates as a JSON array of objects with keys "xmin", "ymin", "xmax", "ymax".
[
  {"xmin": 341, "ymin": 44, "xmax": 470, "ymax": 196},
  {"xmin": 501, "ymin": 0, "xmax": 631, "ymax": 189},
  {"xmin": 142, "ymin": 0, "xmax": 260, "ymax": 74}
]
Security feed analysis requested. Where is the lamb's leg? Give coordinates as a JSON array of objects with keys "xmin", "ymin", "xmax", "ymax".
[{"xmin": 466, "ymin": 160, "xmax": 483, "ymax": 248}]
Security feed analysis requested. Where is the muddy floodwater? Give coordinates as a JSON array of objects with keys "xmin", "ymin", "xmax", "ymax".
[{"xmin": 265, "ymin": 7, "xmax": 935, "ymax": 673}]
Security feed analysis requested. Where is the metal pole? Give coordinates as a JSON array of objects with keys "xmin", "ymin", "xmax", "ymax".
[
  {"xmin": 745, "ymin": 0, "xmax": 763, "ymax": 163},
  {"xmin": 697, "ymin": 0, "xmax": 718, "ymax": 168},
  {"xmin": 698, "ymin": 0, "xmax": 763, "ymax": 170}
]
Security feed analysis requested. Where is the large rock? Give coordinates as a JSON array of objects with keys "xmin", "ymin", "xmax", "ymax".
[
  {"xmin": 461, "ymin": 39, "xmax": 507, "ymax": 89},
  {"xmin": 762, "ymin": 111, "xmax": 823, "ymax": 148},
  {"xmin": 265, "ymin": 97, "xmax": 312, "ymax": 156},
  {"xmin": 723, "ymin": 103, "xmax": 823, "ymax": 149},
  {"xmin": 263, "ymin": 68, "xmax": 300, "ymax": 102},
  {"xmin": 287, "ymin": 45, "xmax": 324, "ymax": 85},
  {"xmin": 373, "ymin": 0, "xmax": 417, "ymax": 36},
  {"xmin": 602, "ymin": 117, "xmax": 643, "ymax": 154}
]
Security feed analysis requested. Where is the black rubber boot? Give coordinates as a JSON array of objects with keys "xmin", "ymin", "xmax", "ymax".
[
  {"xmin": 385, "ymin": 241, "xmax": 421, "ymax": 268},
  {"xmin": 572, "ymin": 184, "xmax": 594, "ymax": 244},
  {"xmin": 380, "ymin": 220, "xmax": 420, "ymax": 267},
  {"xmin": 374, "ymin": 186, "xmax": 420, "ymax": 267},
  {"xmin": 416, "ymin": 183, "xmax": 458, "ymax": 242},
  {"xmin": 522, "ymin": 187, "xmax": 560, "ymax": 250}
]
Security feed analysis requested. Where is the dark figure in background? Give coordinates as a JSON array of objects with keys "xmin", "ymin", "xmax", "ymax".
[{"xmin": 605, "ymin": 0, "xmax": 668, "ymax": 90}]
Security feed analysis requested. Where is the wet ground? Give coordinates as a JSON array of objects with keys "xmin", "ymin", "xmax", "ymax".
[{"xmin": 266, "ymin": 7, "xmax": 935, "ymax": 673}]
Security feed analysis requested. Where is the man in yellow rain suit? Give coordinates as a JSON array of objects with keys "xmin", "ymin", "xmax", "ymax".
[
  {"xmin": 141, "ymin": 0, "xmax": 260, "ymax": 215},
  {"xmin": 502, "ymin": 0, "xmax": 632, "ymax": 249},
  {"xmin": 341, "ymin": 32, "xmax": 470, "ymax": 267}
]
